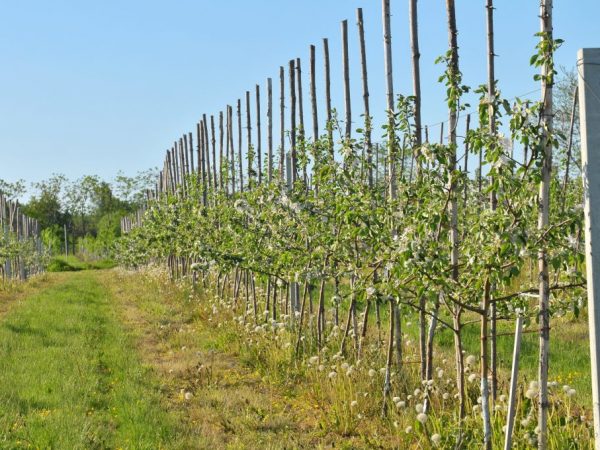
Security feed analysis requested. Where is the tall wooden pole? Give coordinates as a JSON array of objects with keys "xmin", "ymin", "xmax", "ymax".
[
  {"xmin": 280, "ymin": 66, "xmax": 286, "ymax": 181},
  {"xmin": 296, "ymin": 57, "xmax": 306, "ymax": 183},
  {"xmin": 203, "ymin": 115, "xmax": 212, "ymax": 190},
  {"xmin": 256, "ymin": 84, "xmax": 262, "ymax": 184},
  {"xmin": 341, "ymin": 20, "xmax": 352, "ymax": 142},
  {"xmin": 323, "ymin": 38, "xmax": 333, "ymax": 151},
  {"xmin": 267, "ymin": 77, "xmax": 273, "ymax": 182},
  {"xmin": 309, "ymin": 45, "xmax": 319, "ymax": 143},
  {"xmin": 211, "ymin": 115, "xmax": 217, "ymax": 188},
  {"xmin": 237, "ymin": 99, "xmax": 244, "ymax": 192},
  {"xmin": 409, "ymin": 0, "xmax": 423, "ymax": 173},
  {"xmin": 538, "ymin": 1, "xmax": 553, "ymax": 447},
  {"xmin": 446, "ymin": 0, "xmax": 466, "ymax": 422},
  {"xmin": 289, "ymin": 60, "xmax": 297, "ymax": 183},
  {"xmin": 219, "ymin": 111, "xmax": 224, "ymax": 190},
  {"xmin": 357, "ymin": 8, "xmax": 372, "ymax": 187},
  {"xmin": 382, "ymin": 0, "xmax": 395, "ymax": 199},
  {"xmin": 228, "ymin": 105, "xmax": 236, "ymax": 194},
  {"xmin": 381, "ymin": 0, "xmax": 396, "ymax": 416},
  {"xmin": 246, "ymin": 90, "xmax": 253, "ymax": 187}
]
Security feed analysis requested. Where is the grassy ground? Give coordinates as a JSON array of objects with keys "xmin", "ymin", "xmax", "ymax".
[
  {"xmin": 46, "ymin": 255, "xmax": 116, "ymax": 272},
  {"xmin": 0, "ymin": 268, "xmax": 593, "ymax": 448},
  {"xmin": 96, "ymin": 268, "xmax": 326, "ymax": 449},
  {"xmin": 0, "ymin": 271, "xmax": 187, "ymax": 449}
]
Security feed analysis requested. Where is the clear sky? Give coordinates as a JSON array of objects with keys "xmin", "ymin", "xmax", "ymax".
[{"xmin": 1, "ymin": 0, "xmax": 598, "ymax": 196}]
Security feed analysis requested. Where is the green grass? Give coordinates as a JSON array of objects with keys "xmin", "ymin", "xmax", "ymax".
[
  {"xmin": 0, "ymin": 272, "xmax": 183, "ymax": 449},
  {"xmin": 432, "ymin": 312, "xmax": 591, "ymax": 405},
  {"xmin": 47, "ymin": 255, "xmax": 116, "ymax": 272}
]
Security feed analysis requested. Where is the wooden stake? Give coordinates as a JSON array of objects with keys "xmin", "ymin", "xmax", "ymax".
[
  {"xmin": 246, "ymin": 90, "xmax": 253, "ymax": 186},
  {"xmin": 211, "ymin": 115, "xmax": 217, "ymax": 188},
  {"xmin": 309, "ymin": 45, "xmax": 319, "ymax": 143},
  {"xmin": 280, "ymin": 66, "xmax": 286, "ymax": 181},
  {"xmin": 357, "ymin": 8, "xmax": 372, "ymax": 187},
  {"xmin": 289, "ymin": 59, "xmax": 297, "ymax": 183},
  {"xmin": 296, "ymin": 57, "xmax": 306, "ymax": 183},
  {"xmin": 237, "ymin": 99, "xmax": 244, "ymax": 192},
  {"xmin": 341, "ymin": 19, "xmax": 351, "ymax": 142},
  {"xmin": 537, "ymin": 1, "xmax": 553, "ymax": 446},
  {"xmin": 219, "ymin": 111, "xmax": 224, "ymax": 190},
  {"xmin": 267, "ymin": 77, "xmax": 273, "ymax": 182},
  {"xmin": 409, "ymin": 0, "xmax": 423, "ymax": 172},
  {"xmin": 323, "ymin": 38, "xmax": 333, "ymax": 150},
  {"xmin": 504, "ymin": 315, "xmax": 524, "ymax": 450},
  {"xmin": 256, "ymin": 84, "xmax": 262, "ymax": 184}
]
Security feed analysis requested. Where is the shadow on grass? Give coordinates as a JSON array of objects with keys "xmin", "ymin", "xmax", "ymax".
[{"xmin": 47, "ymin": 256, "xmax": 116, "ymax": 273}]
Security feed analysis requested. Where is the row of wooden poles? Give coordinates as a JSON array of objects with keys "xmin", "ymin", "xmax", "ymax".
[
  {"xmin": 0, "ymin": 192, "xmax": 44, "ymax": 282},
  {"xmin": 120, "ymin": 1, "xmax": 559, "ymax": 448},
  {"xmin": 141, "ymin": 5, "xmax": 430, "ymax": 202}
]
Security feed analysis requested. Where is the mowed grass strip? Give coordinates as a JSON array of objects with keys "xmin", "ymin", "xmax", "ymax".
[{"xmin": 0, "ymin": 272, "xmax": 182, "ymax": 450}]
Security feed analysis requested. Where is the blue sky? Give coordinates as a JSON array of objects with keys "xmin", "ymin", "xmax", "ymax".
[{"xmin": 1, "ymin": 0, "xmax": 598, "ymax": 196}]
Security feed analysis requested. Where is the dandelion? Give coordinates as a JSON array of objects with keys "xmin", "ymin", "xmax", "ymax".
[
  {"xmin": 318, "ymin": 365, "xmax": 325, "ymax": 371},
  {"xmin": 328, "ymin": 371, "xmax": 337, "ymax": 379},
  {"xmin": 405, "ymin": 426, "xmax": 413, "ymax": 433},
  {"xmin": 563, "ymin": 385, "xmax": 571, "ymax": 392},
  {"xmin": 499, "ymin": 394, "xmax": 507, "ymax": 402},
  {"xmin": 437, "ymin": 369, "xmax": 444, "ymax": 378},
  {"xmin": 392, "ymin": 396, "xmax": 401, "ymax": 403},
  {"xmin": 366, "ymin": 286, "xmax": 376, "ymax": 297},
  {"xmin": 308, "ymin": 356, "xmax": 319, "ymax": 365},
  {"xmin": 350, "ymin": 400, "xmax": 358, "ymax": 408},
  {"xmin": 368, "ymin": 369, "xmax": 377, "ymax": 377},
  {"xmin": 525, "ymin": 389, "xmax": 537, "ymax": 399},
  {"xmin": 442, "ymin": 393, "xmax": 450, "ymax": 400},
  {"xmin": 567, "ymin": 388, "xmax": 576, "ymax": 397},
  {"xmin": 466, "ymin": 355, "xmax": 477, "ymax": 365},
  {"xmin": 341, "ymin": 362, "xmax": 349, "ymax": 371},
  {"xmin": 184, "ymin": 392, "xmax": 193, "ymax": 401},
  {"xmin": 415, "ymin": 403, "xmax": 424, "ymax": 413},
  {"xmin": 529, "ymin": 380, "xmax": 539, "ymax": 391},
  {"xmin": 468, "ymin": 373, "xmax": 478, "ymax": 383},
  {"xmin": 431, "ymin": 434, "xmax": 441, "ymax": 446},
  {"xmin": 416, "ymin": 413, "xmax": 428, "ymax": 424},
  {"xmin": 414, "ymin": 388, "xmax": 422, "ymax": 396},
  {"xmin": 396, "ymin": 401, "xmax": 406, "ymax": 409},
  {"xmin": 521, "ymin": 418, "xmax": 530, "ymax": 427}
]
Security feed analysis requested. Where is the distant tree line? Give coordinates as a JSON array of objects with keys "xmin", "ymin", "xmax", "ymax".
[{"xmin": 0, "ymin": 169, "xmax": 157, "ymax": 258}]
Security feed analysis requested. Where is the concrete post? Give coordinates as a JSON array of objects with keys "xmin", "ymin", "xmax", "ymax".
[{"xmin": 578, "ymin": 47, "xmax": 600, "ymax": 447}]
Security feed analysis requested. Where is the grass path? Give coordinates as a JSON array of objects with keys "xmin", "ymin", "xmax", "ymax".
[
  {"xmin": 0, "ymin": 272, "xmax": 184, "ymax": 449},
  {"xmin": 95, "ymin": 269, "xmax": 321, "ymax": 449}
]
